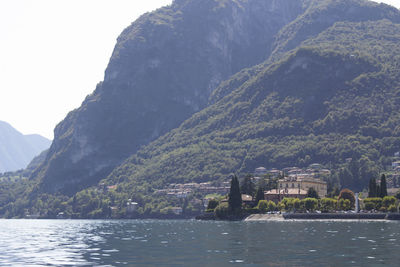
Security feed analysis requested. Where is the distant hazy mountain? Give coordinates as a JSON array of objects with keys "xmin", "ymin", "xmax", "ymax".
[{"xmin": 0, "ymin": 121, "xmax": 51, "ymax": 173}]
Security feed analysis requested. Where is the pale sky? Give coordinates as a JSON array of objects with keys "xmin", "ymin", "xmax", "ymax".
[
  {"xmin": 0, "ymin": 0, "xmax": 399, "ymax": 139},
  {"xmin": 0, "ymin": 0, "xmax": 172, "ymax": 139}
]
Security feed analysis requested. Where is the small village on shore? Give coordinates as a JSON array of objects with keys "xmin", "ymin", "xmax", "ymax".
[
  {"xmin": 120, "ymin": 159, "xmax": 400, "ymax": 220},
  {"xmin": 197, "ymin": 161, "xmax": 400, "ymax": 221}
]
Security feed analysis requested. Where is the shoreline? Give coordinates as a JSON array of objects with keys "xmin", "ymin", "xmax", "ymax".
[{"xmin": 244, "ymin": 212, "xmax": 400, "ymax": 221}]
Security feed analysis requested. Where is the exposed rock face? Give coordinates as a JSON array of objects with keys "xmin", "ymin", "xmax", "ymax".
[{"xmin": 34, "ymin": 0, "xmax": 307, "ymax": 194}]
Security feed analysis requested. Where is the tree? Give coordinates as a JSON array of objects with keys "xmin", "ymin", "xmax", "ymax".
[
  {"xmin": 319, "ymin": 198, "xmax": 337, "ymax": 212},
  {"xmin": 376, "ymin": 184, "xmax": 381, "ymax": 199},
  {"xmin": 240, "ymin": 175, "xmax": 255, "ymax": 196},
  {"xmin": 257, "ymin": 200, "xmax": 268, "ymax": 212},
  {"xmin": 307, "ymin": 187, "xmax": 319, "ymax": 199},
  {"xmin": 254, "ymin": 186, "xmax": 264, "ymax": 205},
  {"xmin": 267, "ymin": 201, "xmax": 277, "ymax": 212},
  {"xmin": 302, "ymin": 198, "xmax": 318, "ymax": 212},
  {"xmin": 339, "ymin": 167, "xmax": 354, "ymax": 190},
  {"xmin": 368, "ymin": 178, "xmax": 377, "ymax": 198},
  {"xmin": 395, "ymin": 190, "xmax": 400, "ymax": 200},
  {"xmin": 364, "ymin": 201, "xmax": 375, "ymax": 211},
  {"xmin": 207, "ymin": 199, "xmax": 219, "ymax": 211},
  {"xmin": 327, "ymin": 185, "xmax": 340, "ymax": 198},
  {"xmin": 293, "ymin": 198, "xmax": 301, "ymax": 211},
  {"xmin": 382, "ymin": 196, "xmax": 396, "ymax": 208},
  {"xmin": 214, "ymin": 203, "xmax": 229, "ymax": 219},
  {"xmin": 388, "ymin": 204, "xmax": 397, "ymax": 212},
  {"xmin": 338, "ymin": 188, "xmax": 355, "ymax": 208},
  {"xmin": 363, "ymin": 197, "xmax": 382, "ymax": 211},
  {"xmin": 228, "ymin": 175, "xmax": 242, "ymax": 212},
  {"xmin": 338, "ymin": 199, "xmax": 351, "ymax": 211},
  {"xmin": 380, "ymin": 174, "xmax": 387, "ymax": 198},
  {"xmin": 282, "ymin": 198, "xmax": 295, "ymax": 211}
]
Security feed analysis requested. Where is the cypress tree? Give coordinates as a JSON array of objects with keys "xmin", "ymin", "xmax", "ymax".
[
  {"xmin": 380, "ymin": 174, "xmax": 387, "ymax": 198},
  {"xmin": 368, "ymin": 178, "xmax": 377, "ymax": 198},
  {"xmin": 254, "ymin": 186, "xmax": 265, "ymax": 206},
  {"xmin": 376, "ymin": 184, "xmax": 381, "ymax": 198},
  {"xmin": 228, "ymin": 175, "xmax": 242, "ymax": 212}
]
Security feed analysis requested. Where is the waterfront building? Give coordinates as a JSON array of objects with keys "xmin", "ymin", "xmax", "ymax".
[
  {"xmin": 264, "ymin": 188, "xmax": 308, "ymax": 203},
  {"xmin": 277, "ymin": 176, "xmax": 327, "ymax": 198},
  {"xmin": 126, "ymin": 199, "xmax": 138, "ymax": 213}
]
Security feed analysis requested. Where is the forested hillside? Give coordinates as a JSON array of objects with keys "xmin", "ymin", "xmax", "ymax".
[{"xmin": 105, "ymin": 19, "xmax": 400, "ymax": 194}]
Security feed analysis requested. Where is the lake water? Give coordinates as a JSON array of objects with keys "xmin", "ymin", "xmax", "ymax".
[{"xmin": 0, "ymin": 219, "xmax": 399, "ymax": 266}]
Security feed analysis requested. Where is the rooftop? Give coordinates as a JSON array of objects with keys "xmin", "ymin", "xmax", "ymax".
[{"xmin": 265, "ymin": 188, "xmax": 308, "ymax": 195}]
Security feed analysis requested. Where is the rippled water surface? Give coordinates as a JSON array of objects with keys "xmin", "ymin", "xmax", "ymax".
[{"xmin": 0, "ymin": 219, "xmax": 399, "ymax": 266}]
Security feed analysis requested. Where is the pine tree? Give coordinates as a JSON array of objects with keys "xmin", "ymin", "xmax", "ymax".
[
  {"xmin": 380, "ymin": 174, "xmax": 387, "ymax": 198},
  {"xmin": 228, "ymin": 175, "xmax": 242, "ymax": 212},
  {"xmin": 368, "ymin": 178, "xmax": 377, "ymax": 197}
]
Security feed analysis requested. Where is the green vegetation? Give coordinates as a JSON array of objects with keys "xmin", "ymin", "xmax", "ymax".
[
  {"xmin": 338, "ymin": 199, "xmax": 351, "ymax": 211},
  {"xmin": 363, "ymin": 196, "xmax": 398, "ymax": 212},
  {"xmin": 368, "ymin": 178, "xmax": 378, "ymax": 197},
  {"xmin": 303, "ymin": 198, "xmax": 319, "ymax": 212},
  {"xmin": 380, "ymin": 174, "xmax": 388, "ymax": 198},
  {"xmin": 307, "ymin": 187, "xmax": 319, "ymax": 199},
  {"xmin": 256, "ymin": 200, "xmax": 277, "ymax": 213},
  {"xmin": 363, "ymin": 198, "xmax": 382, "ymax": 211},
  {"xmin": 319, "ymin": 198, "xmax": 337, "ymax": 213},
  {"xmin": 338, "ymin": 189, "xmax": 356, "ymax": 207},
  {"xmin": 206, "ymin": 199, "xmax": 219, "ymax": 211},
  {"xmin": 240, "ymin": 175, "xmax": 255, "ymax": 196},
  {"xmin": 382, "ymin": 196, "xmax": 396, "ymax": 209},
  {"xmin": 228, "ymin": 176, "xmax": 242, "ymax": 213},
  {"xmin": 214, "ymin": 202, "xmax": 229, "ymax": 219},
  {"xmin": 254, "ymin": 187, "xmax": 265, "ymax": 205}
]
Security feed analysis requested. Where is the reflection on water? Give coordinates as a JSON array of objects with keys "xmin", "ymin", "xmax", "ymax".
[{"xmin": 0, "ymin": 219, "xmax": 399, "ymax": 266}]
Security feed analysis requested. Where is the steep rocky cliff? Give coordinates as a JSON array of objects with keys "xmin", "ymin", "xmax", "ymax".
[{"xmin": 34, "ymin": 0, "xmax": 307, "ymax": 194}]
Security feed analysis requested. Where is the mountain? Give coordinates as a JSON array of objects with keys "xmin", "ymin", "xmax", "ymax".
[
  {"xmin": 105, "ymin": 18, "xmax": 400, "ymax": 198},
  {"xmin": 0, "ymin": 121, "xmax": 51, "ymax": 173},
  {"xmin": 4, "ymin": 0, "xmax": 400, "ymax": 218},
  {"xmin": 34, "ymin": 0, "xmax": 400, "ymax": 196},
  {"xmin": 33, "ymin": 0, "xmax": 309, "ymax": 194}
]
